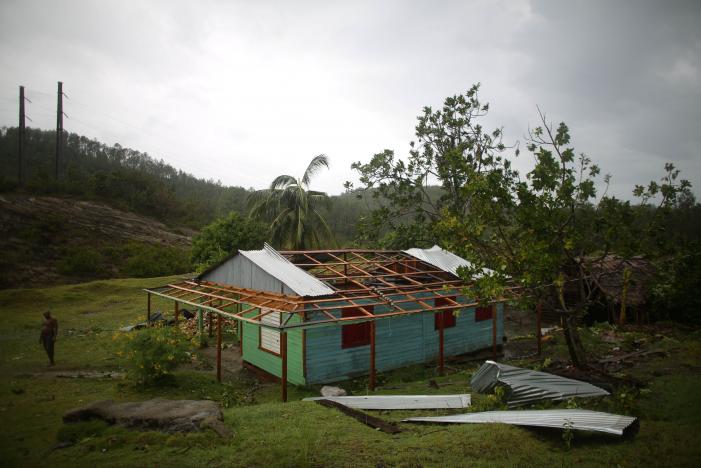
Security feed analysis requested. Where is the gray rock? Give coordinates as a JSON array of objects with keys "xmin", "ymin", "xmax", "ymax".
[
  {"xmin": 63, "ymin": 398, "xmax": 232, "ymax": 438},
  {"xmin": 320, "ymin": 386, "xmax": 347, "ymax": 397}
]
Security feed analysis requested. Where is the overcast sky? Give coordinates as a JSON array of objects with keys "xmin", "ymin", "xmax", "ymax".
[{"xmin": 1, "ymin": 0, "xmax": 699, "ymax": 197}]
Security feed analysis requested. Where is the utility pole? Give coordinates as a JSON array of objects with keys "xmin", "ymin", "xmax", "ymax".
[
  {"xmin": 18, "ymin": 86, "xmax": 25, "ymax": 187},
  {"xmin": 55, "ymin": 81, "xmax": 64, "ymax": 180}
]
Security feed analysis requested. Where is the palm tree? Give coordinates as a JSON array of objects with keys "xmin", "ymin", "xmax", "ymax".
[{"xmin": 248, "ymin": 155, "xmax": 335, "ymax": 249}]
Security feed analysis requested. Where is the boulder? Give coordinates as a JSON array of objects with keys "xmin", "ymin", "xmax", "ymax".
[
  {"xmin": 63, "ymin": 398, "xmax": 232, "ymax": 438},
  {"xmin": 320, "ymin": 386, "xmax": 347, "ymax": 397}
]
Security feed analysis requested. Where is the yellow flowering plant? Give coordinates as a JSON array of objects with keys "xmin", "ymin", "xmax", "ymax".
[{"xmin": 119, "ymin": 325, "xmax": 192, "ymax": 385}]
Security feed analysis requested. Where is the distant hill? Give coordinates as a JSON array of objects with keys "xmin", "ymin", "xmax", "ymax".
[
  {"xmin": 0, "ymin": 194, "xmax": 194, "ymax": 288},
  {"xmin": 0, "ymin": 127, "xmax": 251, "ymax": 229}
]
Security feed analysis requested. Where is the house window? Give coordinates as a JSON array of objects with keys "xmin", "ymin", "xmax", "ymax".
[
  {"xmin": 475, "ymin": 306, "xmax": 493, "ymax": 322},
  {"xmin": 434, "ymin": 296, "xmax": 457, "ymax": 330},
  {"xmin": 260, "ymin": 309, "xmax": 281, "ymax": 354},
  {"xmin": 342, "ymin": 306, "xmax": 373, "ymax": 348}
]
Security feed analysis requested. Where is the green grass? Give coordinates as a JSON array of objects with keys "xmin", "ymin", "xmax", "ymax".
[{"xmin": 1, "ymin": 276, "xmax": 701, "ymax": 467}]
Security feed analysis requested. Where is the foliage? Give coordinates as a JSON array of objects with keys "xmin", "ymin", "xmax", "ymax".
[
  {"xmin": 348, "ymin": 84, "xmax": 511, "ymax": 248},
  {"xmin": 248, "ymin": 155, "xmax": 335, "ymax": 249},
  {"xmin": 470, "ymin": 384, "xmax": 508, "ymax": 412},
  {"xmin": 190, "ymin": 212, "xmax": 269, "ymax": 272},
  {"xmin": 650, "ymin": 252, "xmax": 701, "ymax": 324},
  {"xmin": 117, "ymin": 325, "xmax": 192, "ymax": 385},
  {"xmin": 351, "ymin": 84, "xmax": 698, "ymax": 365},
  {"xmin": 57, "ymin": 247, "xmax": 108, "ymax": 277},
  {"xmin": 0, "ymin": 127, "xmax": 251, "ymax": 228},
  {"xmin": 118, "ymin": 243, "xmax": 192, "ymax": 278}
]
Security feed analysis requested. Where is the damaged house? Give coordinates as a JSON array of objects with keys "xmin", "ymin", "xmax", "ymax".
[{"xmin": 146, "ymin": 244, "xmax": 504, "ymax": 399}]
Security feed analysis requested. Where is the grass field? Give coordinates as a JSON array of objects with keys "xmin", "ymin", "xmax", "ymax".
[{"xmin": 1, "ymin": 276, "xmax": 700, "ymax": 467}]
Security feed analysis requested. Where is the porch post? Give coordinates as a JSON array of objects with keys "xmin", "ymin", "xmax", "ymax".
[
  {"xmin": 369, "ymin": 320, "xmax": 376, "ymax": 391},
  {"xmin": 197, "ymin": 309, "xmax": 204, "ymax": 336},
  {"xmin": 536, "ymin": 301, "xmax": 543, "ymax": 356},
  {"xmin": 492, "ymin": 303, "xmax": 497, "ymax": 359},
  {"xmin": 147, "ymin": 292, "xmax": 151, "ymax": 325},
  {"xmin": 438, "ymin": 312, "xmax": 445, "ymax": 375},
  {"xmin": 216, "ymin": 314, "xmax": 222, "ymax": 382},
  {"xmin": 281, "ymin": 331, "xmax": 288, "ymax": 402}
]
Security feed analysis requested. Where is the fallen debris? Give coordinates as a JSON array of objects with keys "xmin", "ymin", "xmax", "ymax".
[
  {"xmin": 471, "ymin": 361, "xmax": 609, "ymax": 407},
  {"xmin": 305, "ymin": 394, "xmax": 470, "ymax": 410},
  {"xmin": 63, "ymin": 398, "xmax": 232, "ymax": 438},
  {"xmin": 320, "ymin": 385, "xmax": 347, "ymax": 397},
  {"xmin": 314, "ymin": 399, "xmax": 401, "ymax": 434},
  {"xmin": 598, "ymin": 349, "xmax": 668, "ymax": 364},
  {"xmin": 33, "ymin": 370, "xmax": 125, "ymax": 380},
  {"xmin": 403, "ymin": 409, "xmax": 639, "ymax": 437}
]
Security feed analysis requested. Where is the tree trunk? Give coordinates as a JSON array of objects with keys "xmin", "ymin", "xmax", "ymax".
[
  {"xmin": 562, "ymin": 313, "xmax": 588, "ymax": 368},
  {"xmin": 552, "ymin": 285, "xmax": 588, "ymax": 368}
]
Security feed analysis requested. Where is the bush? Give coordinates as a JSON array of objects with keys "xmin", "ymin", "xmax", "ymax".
[
  {"xmin": 57, "ymin": 247, "xmax": 108, "ymax": 276},
  {"xmin": 117, "ymin": 326, "xmax": 192, "ymax": 385},
  {"xmin": 118, "ymin": 243, "xmax": 191, "ymax": 277},
  {"xmin": 191, "ymin": 212, "xmax": 269, "ymax": 272}
]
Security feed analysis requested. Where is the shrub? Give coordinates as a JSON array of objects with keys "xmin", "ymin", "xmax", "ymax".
[
  {"xmin": 57, "ymin": 247, "xmax": 108, "ymax": 276},
  {"xmin": 191, "ymin": 212, "xmax": 269, "ymax": 272},
  {"xmin": 117, "ymin": 325, "xmax": 192, "ymax": 385},
  {"xmin": 119, "ymin": 243, "xmax": 191, "ymax": 277}
]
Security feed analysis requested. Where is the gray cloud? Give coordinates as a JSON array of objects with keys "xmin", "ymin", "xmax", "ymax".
[{"xmin": 0, "ymin": 0, "xmax": 699, "ymax": 198}]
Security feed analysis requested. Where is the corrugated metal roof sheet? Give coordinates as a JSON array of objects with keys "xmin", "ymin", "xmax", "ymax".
[
  {"xmin": 303, "ymin": 394, "xmax": 471, "ymax": 410},
  {"xmin": 403, "ymin": 409, "xmax": 639, "ymax": 436},
  {"xmin": 404, "ymin": 245, "xmax": 490, "ymax": 278},
  {"xmin": 239, "ymin": 243, "xmax": 335, "ymax": 297},
  {"xmin": 471, "ymin": 360, "xmax": 609, "ymax": 407}
]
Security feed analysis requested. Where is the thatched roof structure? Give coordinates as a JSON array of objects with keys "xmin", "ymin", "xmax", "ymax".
[{"xmin": 582, "ymin": 255, "xmax": 655, "ymax": 306}]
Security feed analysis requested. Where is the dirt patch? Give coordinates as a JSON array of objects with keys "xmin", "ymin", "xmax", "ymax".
[
  {"xmin": 32, "ymin": 370, "xmax": 126, "ymax": 379},
  {"xmin": 63, "ymin": 398, "xmax": 232, "ymax": 437}
]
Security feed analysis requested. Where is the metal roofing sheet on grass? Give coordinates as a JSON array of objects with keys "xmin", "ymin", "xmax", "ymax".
[
  {"xmin": 471, "ymin": 360, "xmax": 609, "ymax": 407},
  {"xmin": 303, "ymin": 394, "xmax": 471, "ymax": 410},
  {"xmin": 239, "ymin": 243, "xmax": 335, "ymax": 297},
  {"xmin": 403, "ymin": 409, "xmax": 639, "ymax": 437}
]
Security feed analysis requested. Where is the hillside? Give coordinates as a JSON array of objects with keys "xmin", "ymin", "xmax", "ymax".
[{"xmin": 0, "ymin": 194, "xmax": 195, "ymax": 288}]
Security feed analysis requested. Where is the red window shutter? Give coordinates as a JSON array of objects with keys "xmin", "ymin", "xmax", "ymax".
[
  {"xmin": 434, "ymin": 296, "xmax": 457, "ymax": 329},
  {"xmin": 475, "ymin": 306, "xmax": 493, "ymax": 322},
  {"xmin": 342, "ymin": 306, "xmax": 373, "ymax": 348}
]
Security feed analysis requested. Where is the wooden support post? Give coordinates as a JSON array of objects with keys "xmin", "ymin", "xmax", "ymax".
[
  {"xmin": 208, "ymin": 312, "xmax": 213, "ymax": 337},
  {"xmin": 281, "ymin": 332, "xmax": 288, "ymax": 402},
  {"xmin": 239, "ymin": 321, "xmax": 243, "ymax": 355},
  {"xmin": 197, "ymin": 309, "xmax": 204, "ymax": 337},
  {"xmin": 147, "ymin": 292, "xmax": 151, "ymax": 325},
  {"xmin": 174, "ymin": 301, "xmax": 179, "ymax": 323},
  {"xmin": 536, "ymin": 301, "xmax": 543, "ymax": 356},
  {"xmin": 438, "ymin": 312, "xmax": 445, "ymax": 376},
  {"xmin": 216, "ymin": 314, "xmax": 222, "ymax": 382},
  {"xmin": 369, "ymin": 321, "xmax": 376, "ymax": 391},
  {"xmin": 492, "ymin": 303, "xmax": 497, "ymax": 359}
]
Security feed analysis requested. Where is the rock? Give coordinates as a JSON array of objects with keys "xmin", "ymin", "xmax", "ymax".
[
  {"xmin": 320, "ymin": 386, "xmax": 347, "ymax": 397},
  {"xmin": 63, "ymin": 399, "xmax": 232, "ymax": 438}
]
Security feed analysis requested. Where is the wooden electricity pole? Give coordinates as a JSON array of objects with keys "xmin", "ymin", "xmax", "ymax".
[
  {"xmin": 55, "ymin": 81, "xmax": 64, "ymax": 180},
  {"xmin": 18, "ymin": 86, "xmax": 25, "ymax": 187}
]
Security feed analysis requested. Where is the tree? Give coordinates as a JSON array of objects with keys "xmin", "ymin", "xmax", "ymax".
[
  {"xmin": 348, "ymin": 84, "xmax": 511, "ymax": 248},
  {"xmin": 351, "ymin": 84, "xmax": 694, "ymax": 367},
  {"xmin": 248, "ymin": 155, "xmax": 335, "ymax": 249},
  {"xmin": 191, "ymin": 212, "xmax": 269, "ymax": 272}
]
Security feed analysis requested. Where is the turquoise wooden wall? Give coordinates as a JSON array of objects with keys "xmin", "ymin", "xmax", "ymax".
[
  {"xmin": 304, "ymin": 292, "xmax": 504, "ymax": 384},
  {"xmin": 240, "ymin": 307, "xmax": 306, "ymax": 385}
]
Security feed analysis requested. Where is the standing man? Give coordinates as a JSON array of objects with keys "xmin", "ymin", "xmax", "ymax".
[{"xmin": 40, "ymin": 311, "xmax": 58, "ymax": 366}]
